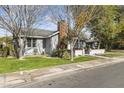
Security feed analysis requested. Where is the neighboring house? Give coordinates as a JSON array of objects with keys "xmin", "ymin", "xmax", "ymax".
[{"xmin": 74, "ymin": 39, "xmax": 105, "ymax": 56}]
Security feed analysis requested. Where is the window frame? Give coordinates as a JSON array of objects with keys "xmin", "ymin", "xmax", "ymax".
[
  {"xmin": 27, "ymin": 38, "xmax": 32, "ymax": 47},
  {"xmin": 32, "ymin": 38, "xmax": 37, "ymax": 47},
  {"xmin": 27, "ymin": 38, "xmax": 37, "ymax": 48}
]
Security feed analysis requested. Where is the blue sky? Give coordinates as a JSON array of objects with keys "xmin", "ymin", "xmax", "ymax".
[
  {"xmin": 0, "ymin": 17, "xmax": 58, "ymax": 37},
  {"xmin": 0, "ymin": 6, "xmax": 61, "ymax": 37},
  {"xmin": 0, "ymin": 22, "xmax": 58, "ymax": 36},
  {"xmin": 0, "ymin": 23, "xmax": 57, "ymax": 36},
  {"xmin": 0, "ymin": 5, "xmax": 91, "ymax": 38}
]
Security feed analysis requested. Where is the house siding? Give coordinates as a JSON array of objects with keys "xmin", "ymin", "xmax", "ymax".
[
  {"xmin": 24, "ymin": 38, "xmax": 44, "ymax": 55},
  {"xmin": 37, "ymin": 39, "xmax": 43, "ymax": 54},
  {"xmin": 22, "ymin": 33, "xmax": 59, "ymax": 56},
  {"xmin": 45, "ymin": 38, "xmax": 51, "ymax": 54},
  {"xmin": 22, "ymin": 38, "xmax": 35, "ymax": 56},
  {"xmin": 50, "ymin": 34, "xmax": 59, "ymax": 52}
]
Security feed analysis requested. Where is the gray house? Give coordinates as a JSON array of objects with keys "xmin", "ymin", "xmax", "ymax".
[
  {"xmin": 21, "ymin": 30, "xmax": 59, "ymax": 56},
  {"xmin": 20, "ymin": 20, "xmax": 105, "ymax": 56},
  {"xmin": 20, "ymin": 20, "xmax": 68, "ymax": 56}
]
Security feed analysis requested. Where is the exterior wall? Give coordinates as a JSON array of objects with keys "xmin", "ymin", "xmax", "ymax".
[
  {"xmin": 45, "ymin": 38, "xmax": 51, "ymax": 54},
  {"xmin": 89, "ymin": 49, "xmax": 105, "ymax": 55},
  {"xmin": 75, "ymin": 49, "xmax": 85, "ymax": 56},
  {"xmin": 20, "ymin": 38, "xmax": 32, "ymax": 56},
  {"xmin": 24, "ymin": 38, "xmax": 44, "ymax": 56},
  {"xmin": 75, "ymin": 49, "xmax": 105, "ymax": 56},
  {"xmin": 24, "ymin": 39, "xmax": 34, "ymax": 56},
  {"xmin": 50, "ymin": 34, "xmax": 59, "ymax": 53},
  {"xmin": 36, "ymin": 39, "xmax": 43, "ymax": 55},
  {"xmin": 23, "ymin": 34, "xmax": 59, "ymax": 56},
  {"xmin": 24, "ymin": 47, "xmax": 35, "ymax": 56}
]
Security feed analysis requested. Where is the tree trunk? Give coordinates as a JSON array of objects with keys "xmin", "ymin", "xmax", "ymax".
[
  {"xmin": 105, "ymin": 43, "xmax": 109, "ymax": 51},
  {"xmin": 13, "ymin": 37, "xmax": 20, "ymax": 59},
  {"xmin": 19, "ymin": 38, "xmax": 24, "ymax": 60},
  {"xmin": 78, "ymin": 37, "xmax": 80, "ymax": 49},
  {"xmin": 22, "ymin": 38, "xmax": 27, "ymax": 56},
  {"xmin": 14, "ymin": 45, "xmax": 20, "ymax": 59},
  {"xmin": 97, "ymin": 41, "xmax": 101, "ymax": 49},
  {"xmin": 13, "ymin": 36, "xmax": 27, "ymax": 59},
  {"xmin": 105, "ymin": 41, "xmax": 112, "ymax": 52},
  {"xmin": 70, "ymin": 42, "xmax": 74, "ymax": 62}
]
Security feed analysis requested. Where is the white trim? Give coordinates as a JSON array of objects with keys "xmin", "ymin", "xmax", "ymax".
[
  {"xmin": 20, "ymin": 31, "xmax": 59, "ymax": 39},
  {"xmin": 48, "ymin": 31, "xmax": 59, "ymax": 37},
  {"xmin": 21, "ymin": 35, "xmax": 46, "ymax": 38}
]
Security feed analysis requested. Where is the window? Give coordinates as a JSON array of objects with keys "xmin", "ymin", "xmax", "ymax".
[
  {"xmin": 27, "ymin": 38, "xmax": 31, "ymax": 47},
  {"xmin": 33, "ymin": 38, "xmax": 36, "ymax": 47},
  {"xmin": 43, "ymin": 39, "xmax": 46, "ymax": 48},
  {"xmin": 27, "ymin": 38, "xmax": 37, "ymax": 47}
]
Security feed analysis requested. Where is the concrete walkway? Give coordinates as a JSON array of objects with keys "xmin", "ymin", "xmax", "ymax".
[{"xmin": 0, "ymin": 56, "xmax": 124, "ymax": 88}]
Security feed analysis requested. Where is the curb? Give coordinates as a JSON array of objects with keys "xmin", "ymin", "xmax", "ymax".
[{"xmin": 1, "ymin": 57, "xmax": 124, "ymax": 88}]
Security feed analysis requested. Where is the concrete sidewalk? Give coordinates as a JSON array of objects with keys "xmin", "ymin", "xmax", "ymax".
[{"xmin": 0, "ymin": 56, "xmax": 124, "ymax": 88}]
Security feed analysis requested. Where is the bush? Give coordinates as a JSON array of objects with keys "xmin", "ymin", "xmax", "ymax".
[
  {"xmin": 63, "ymin": 51, "xmax": 70, "ymax": 60},
  {"xmin": 51, "ymin": 49, "xmax": 68, "ymax": 58},
  {"xmin": 2, "ymin": 47, "xmax": 10, "ymax": 57},
  {"xmin": 51, "ymin": 50, "xmax": 61, "ymax": 57}
]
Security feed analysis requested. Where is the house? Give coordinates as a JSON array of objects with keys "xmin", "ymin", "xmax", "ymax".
[
  {"xmin": 74, "ymin": 39, "xmax": 105, "ymax": 56},
  {"xmin": 20, "ymin": 20, "xmax": 105, "ymax": 56},
  {"xmin": 20, "ymin": 20, "xmax": 68, "ymax": 56}
]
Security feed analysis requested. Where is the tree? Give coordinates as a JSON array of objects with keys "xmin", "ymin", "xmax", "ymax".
[
  {"xmin": 113, "ymin": 30, "xmax": 124, "ymax": 49},
  {"xmin": 112, "ymin": 6, "xmax": 124, "ymax": 49},
  {"xmin": 49, "ymin": 5, "xmax": 98, "ymax": 61},
  {"xmin": 0, "ymin": 37, "xmax": 12, "ymax": 57},
  {"xmin": 89, "ymin": 6, "xmax": 122, "ymax": 51},
  {"xmin": 0, "ymin": 5, "xmax": 46, "ymax": 59}
]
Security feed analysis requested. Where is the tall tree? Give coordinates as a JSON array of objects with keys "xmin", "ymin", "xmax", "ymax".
[
  {"xmin": 89, "ymin": 5, "xmax": 122, "ymax": 51},
  {"xmin": 0, "ymin": 5, "xmax": 46, "ymax": 59},
  {"xmin": 49, "ymin": 5, "xmax": 98, "ymax": 61},
  {"xmin": 112, "ymin": 6, "xmax": 124, "ymax": 49}
]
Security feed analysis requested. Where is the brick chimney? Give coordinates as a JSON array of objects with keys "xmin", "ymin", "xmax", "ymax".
[{"xmin": 58, "ymin": 20, "xmax": 68, "ymax": 40}]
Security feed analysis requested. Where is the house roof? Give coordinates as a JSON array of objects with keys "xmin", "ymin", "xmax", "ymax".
[{"xmin": 21, "ymin": 29, "xmax": 59, "ymax": 38}]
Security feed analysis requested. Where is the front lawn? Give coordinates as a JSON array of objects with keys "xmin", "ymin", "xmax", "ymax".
[
  {"xmin": 0, "ymin": 56, "xmax": 97, "ymax": 74},
  {"xmin": 101, "ymin": 51, "xmax": 124, "ymax": 57}
]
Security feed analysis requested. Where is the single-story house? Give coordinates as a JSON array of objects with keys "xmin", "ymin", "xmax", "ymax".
[
  {"xmin": 20, "ymin": 29, "xmax": 59, "ymax": 56},
  {"xmin": 20, "ymin": 20, "xmax": 68, "ymax": 56},
  {"xmin": 20, "ymin": 20, "xmax": 105, "ymax": 56}
]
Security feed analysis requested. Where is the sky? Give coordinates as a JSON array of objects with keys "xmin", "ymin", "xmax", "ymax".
[
  {"xmin": 0, "ymin": 5, "xmax": 91, "ymax": 38},
  {"xmin": 0, "ymin": 18, "xmax": 57, "ymax": 37},
  {"xmin": 0, "ymin": 6, "xmax": 59, "ymax": 37},
  {"xmin": 0, "ymin": 23, "xmax": 57, "ymax": 37}
]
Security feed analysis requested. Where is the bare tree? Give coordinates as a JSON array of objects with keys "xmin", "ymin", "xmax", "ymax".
[
  {"xmin": 68, "ymin": 5, "xmax": 98, "ymax": 61},
  {"xmin": 0, "ymin": 5, "xmax": 46, "ymax": 59},
  {"xmin": 49, "ymin": 5, "xmax": 98, "ymax": 61}
]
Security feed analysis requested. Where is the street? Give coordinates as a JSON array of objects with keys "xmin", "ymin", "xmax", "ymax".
[{"xmin": 9, "ymin": 61, "xmax": 124, "ymax": 88}]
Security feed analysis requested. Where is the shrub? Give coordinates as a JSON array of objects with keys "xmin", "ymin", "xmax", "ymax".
[
  {"xmin": 2, "ymin": 47, "xmax": 10, "ymax": 57},
  {"xmin": 51, "ymin": 50, "xmax": 57, "ymax": 57},
  {"xmin": 51, "ymin": 49, "xmax": 68, "ymax": 58},
  {"xmin": 51, "ymin": 50, "xmax": 62, "ymax": 57},
  {"xmin": 63, "ymin": 51, "xmax": 70, "ymax": 60}
]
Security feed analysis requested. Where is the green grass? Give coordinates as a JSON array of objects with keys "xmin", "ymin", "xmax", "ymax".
[
  {"xmin": 74, "ymin": 56, "xmax": 97, "ymax": 62},
  {"xmin": 0, "ymin": 56, "xmax": 97, "ymax": 74},
  {"xmin": 101, "ymin": 51, "xmax": 124, "ymax": 57}
]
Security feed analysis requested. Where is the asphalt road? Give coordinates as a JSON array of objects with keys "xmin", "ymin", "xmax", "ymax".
[{"xmin": 12, "ymin": 61, "xmax": 124, "ymax": 88}]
